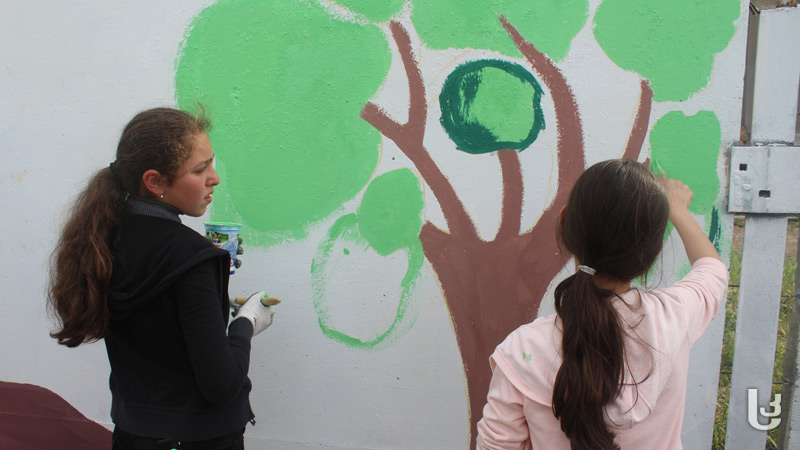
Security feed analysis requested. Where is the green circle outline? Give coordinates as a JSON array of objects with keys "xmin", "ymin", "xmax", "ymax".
[
  {"xmin": 439, "ymin": 59, "xmax": 545, "ymax": 154},
  {"xmin": 311, "ymin": 214, "xmax": 423, "ymax": 351}
]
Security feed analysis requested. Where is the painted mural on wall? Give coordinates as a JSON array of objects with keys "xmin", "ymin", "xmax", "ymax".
[{"xmin": 174, "ymin": 0, "xmax": 740, "ymax": 447}]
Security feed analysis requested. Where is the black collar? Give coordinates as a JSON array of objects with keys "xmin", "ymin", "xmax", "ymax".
[{"xmin": 127, "ymin": 195, "xmax": 182, "ymax": 223}]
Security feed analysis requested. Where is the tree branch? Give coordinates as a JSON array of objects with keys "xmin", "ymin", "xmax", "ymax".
[
  {"xmin": 360, "ymin": 21, "xmax": 477, "ymax": 238},
  {"xmin": 361, "ymin": 102, "xmax": 403, "ymax": 141},
  {"xmin": 622, "ymin": 79, "xmax": 653, "ymax": 161},
  {"xmin": 389, "ymin": 21, "xmax": 427, "ymax": 146},
  {"xmin": 496, "ymin": 149, "xmax": 523, "ymax": 239},
  {"xmin": 500, "ymin": 16, "xmax": 585, "ymax": 239}
]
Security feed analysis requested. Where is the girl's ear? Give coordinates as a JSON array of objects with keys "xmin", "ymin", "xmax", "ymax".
[{"xmin": 141, "ymin": 169, "xmax": 166, "ymax": 198}]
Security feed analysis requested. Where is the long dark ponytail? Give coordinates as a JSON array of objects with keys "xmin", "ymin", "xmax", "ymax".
[
  {"xmin": 48, "ymin": 169, "xmax": 126, "ymax": 347},
  {"xmin": 48, "ymin": 107, "xmax": 209, "ymax": 347},
  {"xmin": 551, "ymin": 159, "xmax": 669, "ymax": 449}
]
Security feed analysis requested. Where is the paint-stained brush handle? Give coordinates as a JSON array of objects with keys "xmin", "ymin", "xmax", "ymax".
[{"xmin": 231, "ymin": 294, "xmax": 281, "ymax": 307}]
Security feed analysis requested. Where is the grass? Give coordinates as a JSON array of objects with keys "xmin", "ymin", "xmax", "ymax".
[{"xmin": 712, "ymin": 219, "xmax": 798, "ymax": 449}]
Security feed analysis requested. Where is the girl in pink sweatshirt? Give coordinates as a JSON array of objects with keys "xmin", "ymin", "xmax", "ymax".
[{"xmin": 477, "ymin": 159, "xmax": 728, "ymax": 450}]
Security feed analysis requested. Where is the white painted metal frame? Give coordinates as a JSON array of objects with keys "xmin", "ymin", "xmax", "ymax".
[{"xmin": 725, "ymin": 6, "xmax": 800, "ymax": 450}]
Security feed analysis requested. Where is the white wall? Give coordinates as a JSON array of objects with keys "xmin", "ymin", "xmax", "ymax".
[{"xmin": 0, "ymin": 1, "xmax": 749, "ymax": 448}]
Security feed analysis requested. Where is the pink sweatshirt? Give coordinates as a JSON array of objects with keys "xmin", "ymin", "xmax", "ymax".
[{"xmin": 476, "ymin": 257, "xmax": 729, "ymax": 450}]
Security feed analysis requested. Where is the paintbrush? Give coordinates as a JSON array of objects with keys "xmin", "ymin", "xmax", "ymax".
[{"xmin": 229, "ymin": 293, "xmax": 282, "ymax": 309}]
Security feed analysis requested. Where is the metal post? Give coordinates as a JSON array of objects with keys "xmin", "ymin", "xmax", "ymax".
[
  {"xmin": 726, "ymin": 216, "xmax": 787, "ymax": 448},
  {"xmin": 725, "ymin": 5, "xmax": 800, "ymax": 450}
]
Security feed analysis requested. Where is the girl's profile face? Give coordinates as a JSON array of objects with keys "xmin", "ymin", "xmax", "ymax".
[{"xmin": 162, "ymin": 132, "xmax": 220, "ymax": 217}]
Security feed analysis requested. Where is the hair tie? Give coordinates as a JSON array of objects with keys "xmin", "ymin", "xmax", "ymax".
[
  {"xmin": 578, "ymin": 265, "xmax": 596, "ymax": 276},
  {"xmin": 108, "ymin": 161, "xmax": 123, "ymax": 186}
]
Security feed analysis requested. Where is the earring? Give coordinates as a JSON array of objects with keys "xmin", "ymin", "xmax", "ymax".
[{"xmin": 159, "ymin": 193, "xmax": 165, "ymax": 199}]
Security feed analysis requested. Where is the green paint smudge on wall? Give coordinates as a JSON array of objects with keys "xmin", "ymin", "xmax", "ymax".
[
  {"xmin": 439, "ymin": 60, "xmax": 545, "ymax": 154},
  {"xmin": 593, "ymin": 0, "xmax": 740, "ymax": 101},
  {"xmin": 412, "ymin": 0, "xmax": 588, "ymax": 61},
  {"xmin": 336, "ymin": 0, "xmax": 404, "ymax": 23},
  {"xmin": 708, "ymin": 207, "xmax": 722, "ymax": 252},
  {"xmin": 650, "ymin": 110, "xmax": 722, "ymax": 214},
  {"xmin": 357, "ymin": 169, "xmax": 424, "ymax": 256},
  {"xmin": 311, "ymin": 213, "xmax": 424, "ymax": 350},
  {"xmin": 175, "ymin": 0, "xmax": 389, "ymax": 245}
]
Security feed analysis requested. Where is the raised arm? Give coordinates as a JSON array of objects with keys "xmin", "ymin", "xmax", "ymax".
[{"xmin": 659, "ymin": 175, "xmax": 721, "ymax": 264}]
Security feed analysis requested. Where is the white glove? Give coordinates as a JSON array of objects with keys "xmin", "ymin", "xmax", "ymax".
[{"xmin": 231, "ymin": 291, "xmax": 275, "ymax": 336}]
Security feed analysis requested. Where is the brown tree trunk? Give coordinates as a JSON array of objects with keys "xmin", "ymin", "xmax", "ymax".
[{"xmin": 420, "ymin": 204, "xmax": 567, "ymax": 447}]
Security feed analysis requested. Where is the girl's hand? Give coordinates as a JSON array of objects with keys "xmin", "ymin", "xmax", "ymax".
[
  {"xmin": 657, "ymin": 174, "xmax": 720, "ymax": 263},
  {"xmin": 231, "ymin": 291, "xmax": 275, "ymax": 336},
  {"xmin": 659, "ymin": 174, "xmax": 693, "ymax": 219}
]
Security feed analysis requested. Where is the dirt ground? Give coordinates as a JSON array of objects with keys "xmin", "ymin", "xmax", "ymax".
[{"xmin": 732, "ymin": 216, "xmax": 799, "ymax": 260}]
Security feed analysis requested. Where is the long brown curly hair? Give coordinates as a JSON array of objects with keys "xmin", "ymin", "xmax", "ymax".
[
  {"xmin": 48, "ymin": 107, "xmax": 210, "ymax": 347},
  {"xmin": 552, "ymin": 159, "xmax": 669, "ymax": 450}
]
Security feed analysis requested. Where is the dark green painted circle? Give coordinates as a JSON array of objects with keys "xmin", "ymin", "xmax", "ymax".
[{"xmin": 439, "ymin": 59, "xmax": 545, "ymax": 154}]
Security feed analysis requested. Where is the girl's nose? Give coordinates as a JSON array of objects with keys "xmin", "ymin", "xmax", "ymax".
[{"xmin": 209, "ymin": 165, "xmax": 220, "ymax": 186}]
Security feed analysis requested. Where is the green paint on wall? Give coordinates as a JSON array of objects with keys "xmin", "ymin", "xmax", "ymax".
[
  {"xmin": 439, "ymin": 60, "xmax": 545, "ymax": 154},
  {"xmin": 650, "ymin": 110, "xmax": 722, "ymax": 214},
  {"xmin": 175, "ymin": 0, "xmax": 389, "ymax": 245},
  {"xmin": 471, "ymin": 68, "xmax": 540, "ymax": 142},
  {"xmin": 593, "ymin": 0, "xmax": 740, "ymax": 101},
  {"xmin": 311, "ymin": 213, "xmax": 424, "ymax": 350},
  {"xmin": 336, "ymin": 0, "xmax": 404, "ymax": 23},
  {"xmin": 708, "ymin": 207, "xmax": 722, "ymax": 252},
  {"xmin": 357, "ymin": 169, "xmax": 424, "ymax": 256},
  {"xmin": 412, "ymin": 0, "xmax": 588, "ymax": 62}
]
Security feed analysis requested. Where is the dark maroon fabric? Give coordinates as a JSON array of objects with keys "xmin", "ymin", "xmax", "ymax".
[{"xmin": 0, "ymin": 381, "xmax": 111, "ymax": 450}]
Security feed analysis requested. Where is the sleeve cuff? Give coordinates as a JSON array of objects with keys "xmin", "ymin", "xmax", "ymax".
[{"xmin": 228, "ymin": 317, "xmax": 254, "ymax": 338}]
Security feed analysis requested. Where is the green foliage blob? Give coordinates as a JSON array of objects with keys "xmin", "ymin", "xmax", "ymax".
[
  {"xmin": 412, "ymin": 0, "xmax": 588, "ymax": 61},
  {"xmin": 335, "ymin": 0, "xmax": 405, "ymax": 23},
  {"xmin": 440, "ymin": 59, "xmax": 545, "ymax": 154},
  {"xmin": 357, "ymin": 169, "xmax": 424, "ymax": 256},
  {"xmin": 650, "ymin": 110, "xmax": 722, "ymax": 213},
  {"xmin": 175, "ymin": 0, "xmax": 389, "ymax": 245},
  {"xmin": 593, "ymin": 0, "xmax": 739, "ymax": 101},
  {"xmin": 311, "ymin": 213, "xmax": 424, "ymax": 350}
]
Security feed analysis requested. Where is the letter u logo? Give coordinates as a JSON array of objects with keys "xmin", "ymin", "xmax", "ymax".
[{"xmin": 747, "ymin": 388, "xmax": 781, "ymax": 431}]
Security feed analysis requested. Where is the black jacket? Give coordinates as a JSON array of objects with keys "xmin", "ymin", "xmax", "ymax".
[{"xmin": 105, "ymin": 197, "xmax": 254, "ymax": 440}]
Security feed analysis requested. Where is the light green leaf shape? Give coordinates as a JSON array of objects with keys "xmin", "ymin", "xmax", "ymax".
[
  {"xmin": 593, "ymin": 0, "xmax": 740, "ymax": 101},
  {"xmin": 650, "ymin": 111, "xmax": 721, "ymax": 213},
  {"xmin": 311, "ymin": 213, "xmax": 424, "ymax": 350},
  {"xmin": 412, "ymin": 0, "xmax": 588, "ymax": 62},
  {"xmin": 335, "ymin": 0, "xmax": 405, "ymax": 23},
  {"xmin": 175, "ymin": 0, "xmax": 389, "ymax": 245},
  {"xmin": 357, "ymin": 169, "xmax": 424, "ymax": 256},
  {"xmin": 439, "ymin": 59, "xmax": 545, "ymax": 154}
]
